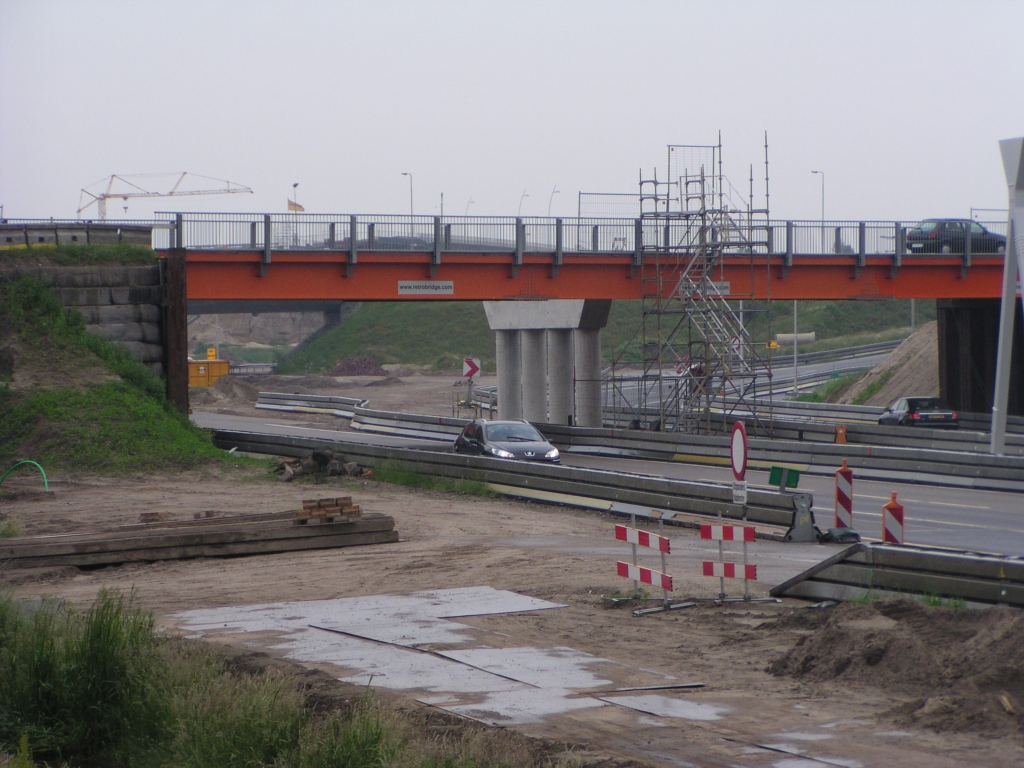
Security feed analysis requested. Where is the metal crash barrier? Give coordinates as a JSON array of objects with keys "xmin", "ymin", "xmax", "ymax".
[
  {"xmin": 770, "ymin": 543, "xmax": 1024, "ymax": 608},
  {"xmin": 209, "ymin": 429, "xmax": 818, "ymax": 542}
]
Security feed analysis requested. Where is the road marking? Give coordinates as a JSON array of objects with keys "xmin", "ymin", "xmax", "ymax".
[
  {"xmin": 928, "ymin": 500, "xmax": 991, "ymax": 510},
  {"xmin": 857, "ymin": 493, "xmax": 989, "ymax": 510},
  {"xmin": 853, "ymin": 510, "xmax": 1024, "ymax": 534},
  {"xmin": 264, "ymin": 423, "xmax": 344, "ymax": 434}
]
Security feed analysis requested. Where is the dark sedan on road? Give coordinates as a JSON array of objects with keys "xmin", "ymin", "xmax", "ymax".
[
  {"xmin": 453, "ymin": 419, "xmax": 560, "ymax": 462},
  {"xmin": 905, "ymin": 219, "xmax": 1006, "ymax": 255},
  {"xmin": 878, "ymin": 397, "xmax": 959, "ymax": 429}
]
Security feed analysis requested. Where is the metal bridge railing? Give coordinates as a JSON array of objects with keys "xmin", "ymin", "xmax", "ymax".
[{"xmin": 2, "ymin": 215, "xmax": 1009, "ymax": 258}]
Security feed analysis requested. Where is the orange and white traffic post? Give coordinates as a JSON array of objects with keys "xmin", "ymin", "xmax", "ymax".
[
  {"xmin": 835, "ymin": 459, "xmax": 854, "ymax": 529},
  {"xmin": 882, "ymin": 492, "xmax": 904, "ymax": 545}
]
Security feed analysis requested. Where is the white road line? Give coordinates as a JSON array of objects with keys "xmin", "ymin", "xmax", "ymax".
[
  {"xmin": 264, "ymin": 423, "xmax": 343, "ymax": 433},
  {"xmin": 928, "ymin": 501, "xmax": 991, "ymax": 510},
  {"xmin": 857, "ymin": 493, "xmax": 989, "ymax": 510},
  {"xmin": 852, "ymin": 510, "xmax": 1024, "ymax": 534}
]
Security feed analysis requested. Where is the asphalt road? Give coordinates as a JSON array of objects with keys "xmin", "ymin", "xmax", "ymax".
[{"xmin": 194, "ymin": 412, "xmax": 1024, "ymax": 557}]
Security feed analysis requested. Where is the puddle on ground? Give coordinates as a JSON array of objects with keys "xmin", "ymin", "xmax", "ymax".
[
  {"xmin": 172, "ymin": 587, "xmax": 623, "ymax": 724},
  {"xmin": 438, "ymin": 646, "xmax": 614, "ymax": 689},
  {"xmin": 417, "ymin": 688, "xmax": 605, "ymax": 726},
  {"xmin": 768, "ymin": 757, "xmax": 863, "ymax": 768},
  {"xmin": 599, "ymin": 694, "xmax": 731, "ymax": 721}
]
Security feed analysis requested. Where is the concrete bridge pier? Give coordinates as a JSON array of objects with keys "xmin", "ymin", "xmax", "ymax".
[
  {"xmin": 546, "ymin": 329, "xmax": 574, "ymax": 425},
  {"xmin": 520, "ymin": 329, "xmax": 547, "ymax": 423},
  {"xmin": 484, "ymin": 300, "xmax": 610, "ymax": 427},
  {"xmin": 494, "ymin": 330, "xmax": 523, "ymax": 420},
  {"xmin": 573, "ymin": 328, "xmax": 602, "ymax": 427}
]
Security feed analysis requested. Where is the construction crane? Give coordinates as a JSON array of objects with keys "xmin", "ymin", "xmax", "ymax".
[{"xmin": 77, "ymin": 172, "xmax": 253, "ymax": 219}]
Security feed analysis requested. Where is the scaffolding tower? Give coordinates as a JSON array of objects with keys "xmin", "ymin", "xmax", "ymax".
[{"xmin": 607, "ymin": 139, "xmax": 774, "ymax": 435}]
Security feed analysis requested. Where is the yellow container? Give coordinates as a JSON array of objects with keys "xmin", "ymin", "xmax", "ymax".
[{"xmin": 188, "ymin": 359, "xmax": 230, "ymax": 387}]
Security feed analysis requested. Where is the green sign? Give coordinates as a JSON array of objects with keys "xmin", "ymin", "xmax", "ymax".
[{"xmin": 768, "ymin": 465, "xmax": 801, "ymax": 489}]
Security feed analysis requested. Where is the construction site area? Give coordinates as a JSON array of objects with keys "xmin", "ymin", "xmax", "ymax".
[{"xmin": 2, "ymin": 443, "xmax": 1023, "ymax": 768}]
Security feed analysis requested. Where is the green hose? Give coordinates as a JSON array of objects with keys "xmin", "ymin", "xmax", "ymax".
[{"xmin": 0, "ymin": 460, "xmax": 49, "ymax": 492}]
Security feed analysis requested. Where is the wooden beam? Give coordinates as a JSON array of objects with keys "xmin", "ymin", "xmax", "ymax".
[{"xmin": 0, "ymin": 514, "xmax": 398, "ymax": 569}]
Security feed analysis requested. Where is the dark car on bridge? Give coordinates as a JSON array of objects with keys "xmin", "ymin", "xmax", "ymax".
[
  {"xmin": 878, "ymin": 397, "xmax": 959, "ymax": 429},
  {"xmin": 453, "ymin": 419, "xmax": 560, "ymax": 463},
  {"xmin": 905, "ymin": 219, "xmax": 1006, "ymax": 255}
]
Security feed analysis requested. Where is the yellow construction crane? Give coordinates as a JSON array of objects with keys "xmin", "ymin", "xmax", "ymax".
[{"xmin": 77, "ymin": 172, "xmax": 253, "ymax": 219}]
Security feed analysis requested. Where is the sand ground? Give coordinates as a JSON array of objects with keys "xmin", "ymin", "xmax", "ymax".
[{"xmin": 2, "ymin": 463, "xmax": 1022, "ymax": 767}]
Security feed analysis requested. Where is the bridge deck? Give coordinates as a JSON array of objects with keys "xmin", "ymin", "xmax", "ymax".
[{"xmin": 174, "ymin": 248, "xmax": 1003, "ymax": 302}]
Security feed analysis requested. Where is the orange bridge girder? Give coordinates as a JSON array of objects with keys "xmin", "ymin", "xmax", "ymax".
[{"xmin": 169, "ymin": 248, "xmax": 1005, "ymax": 302}]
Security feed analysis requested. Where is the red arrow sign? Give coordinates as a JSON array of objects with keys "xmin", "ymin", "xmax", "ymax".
[{"xmin": 462, "ymin": 357, "xmax": 480, "ymax": 377}]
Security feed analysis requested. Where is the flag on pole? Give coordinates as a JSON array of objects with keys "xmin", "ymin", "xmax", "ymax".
[{"xmin": 288, "ymin": 199, "xmax": 305, "ymax": 212}]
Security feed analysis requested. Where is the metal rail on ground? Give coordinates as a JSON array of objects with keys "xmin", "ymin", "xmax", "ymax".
[
  {"xmin": 256, "ymin": 392, "xmax": 368, "ymax": 419},
  {"xmin": 771, "ymin": 542, "xmax": 1024, "ymax": 609}
]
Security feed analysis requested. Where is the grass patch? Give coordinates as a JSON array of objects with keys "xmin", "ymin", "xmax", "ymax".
[
  {"xmin": 197, "ymin": 343, "xmax": 287, "ymax": 365},
  {"xmin": 923, "ymin": 593, "xmax": 967, "ymax": 609},
  {"xmin": 370, "ymin": 460, "xmax": 496, "ymax": 497},
  {"xmin": 852, "ymin": 369, "xmax": 895, "ymax": 405},
  {"xmin": 0, "ymin": 590, "xmax": 166, "ymax": 764},
  {"xmin": 0, "ymin": 273, "xmax": 233, "ymax": 471},
  {"xmin": 0, "ymin": 590, "xmax": 574, "ymax": 767},
  {"xmin": 795, "ymin": 372, "xmax": 864, "ymax": 403},
  {"xmin": 0, "ymin": 515, "xmax": 18, "ymax": 538},
  {"xmin": 0, "ymin": 243, "xmax": 157, "ymax": 266},
  {"xmin": 0, "ymin": 383, "xmax": 226, "ymax": 471}
]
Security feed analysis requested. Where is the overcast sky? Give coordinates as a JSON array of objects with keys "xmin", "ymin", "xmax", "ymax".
[{"xmin": 2, "ymin": 1, "xmax": 1022, "ymax": 223}]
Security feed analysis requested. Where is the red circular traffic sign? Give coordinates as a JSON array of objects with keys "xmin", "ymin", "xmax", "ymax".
[{"xmin": 730, "ymin": 421, "xmax": 748, "ymax": 481}]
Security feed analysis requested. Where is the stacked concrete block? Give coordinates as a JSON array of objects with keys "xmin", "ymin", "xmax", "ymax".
[{"xmin": 1, "ymin": 265, "xmax": 167, "ymax": 378}]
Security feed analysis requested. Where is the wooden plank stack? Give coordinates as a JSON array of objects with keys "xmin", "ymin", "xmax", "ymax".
[
  {"xmin": 0, "ymin": 500, "xmax": 397, "ymax": 570},
  {"xmin": 297, "ymin": 496, "xmax": 361, "ymax": 523}
]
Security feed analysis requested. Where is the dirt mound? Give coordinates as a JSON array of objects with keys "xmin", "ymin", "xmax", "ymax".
[
  {"xmin": 364, "ymin": 376, "xmax": 404, "ymax": 387},
  {"xmin": 768, "ymin": 599, "xmax": 1024, "ymax": 734},
  {"xmin": 331, "ymin": 356, "xmax": 387, "ymax": 376},
  {"xmin": 211, "ymin": 375, "xmax": 260, "ymax": 403},
  {"xmin": 837, "ymin": 321, "xmax": 939, "ymax": 406},
  {"xmin": 383, "ymin": 363, "xmax": 429, "ymax": 377}
]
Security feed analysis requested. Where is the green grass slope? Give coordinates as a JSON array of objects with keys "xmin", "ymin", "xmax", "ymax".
[
  {"xmin": 0, "ymin": 271, "xmax": 226, "ymax": 472},
  {"xmin": 277, "ymin": 301, "xmax": 497, "ymax": 374},
  {"xmin": 0, "ymin": 242, "xmax": 157, "ymax": 266},
  {"xmin": 277, "ymin": 298, "xmax": 934, "ymax": 373}
]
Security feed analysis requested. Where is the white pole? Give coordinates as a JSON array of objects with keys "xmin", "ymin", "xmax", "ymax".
[
  {"xmin": 991, "ymin": 137, "xmax": 1024, "ymax": 455},
  {"xmin": 792, "ymin": 300, "xmax": 798, "ymax": 394}
]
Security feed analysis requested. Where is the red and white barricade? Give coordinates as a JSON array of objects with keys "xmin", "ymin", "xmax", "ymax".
[
  {"xmin": 702, "ymin": 561, "xmax": 757, "ymax": 580},
  {"xmin": 700, "ymin": 523, "xmax": 758, "ymax": 600},
  {"xmin": 614, "ymin": 521, "xmax": 674, "ymax": 598},
  {"xmin": 700, "ymin": 524, "xmax": 755, "ymax": 542},
  {"xmin": 615, "ymin": 524, "xmax": 671, "ymax": 553},
  {"xmin": 616, "ymin": 561, "xmax": 673, "ymax": 591},
  {"xmin": 835, "ymin": 459, "xmax": 854, "ymax": 529},
  {"xmin": 882, "ymin": 492, "xmax": 904, "ymax": 545}
]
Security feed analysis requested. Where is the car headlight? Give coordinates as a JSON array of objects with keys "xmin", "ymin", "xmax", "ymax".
[
  {"xmin": 489, "ymin": 447, "xmax": 515, "ymax": 459},
  {"xmin": 545, "ymin": 448, "xmax": 560, "ymax": 459}
]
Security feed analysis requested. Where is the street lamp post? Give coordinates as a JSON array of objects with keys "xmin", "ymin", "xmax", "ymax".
[
  {"xmin": 518, "ymin": 190, "xmax": 529, "ymax": 216},
  {"xmin": 811, "ymin": 170, "xmax": 825, "ymax": 253},
  {"xmin": 547, "ymin": 186, "xmax": 560, "ymax": 216},
  {"xmin": 465, "ymin": 197, "xmax": 475, "ymax": 215},
  {"xmin": 400, "ymin": 172, "xmax": 413, "ymax": 215}
]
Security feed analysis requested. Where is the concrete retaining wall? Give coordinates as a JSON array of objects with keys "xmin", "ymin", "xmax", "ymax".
[{"xmin": 1, "ymin": 265, "xmax": 166, "ymax": 377}]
